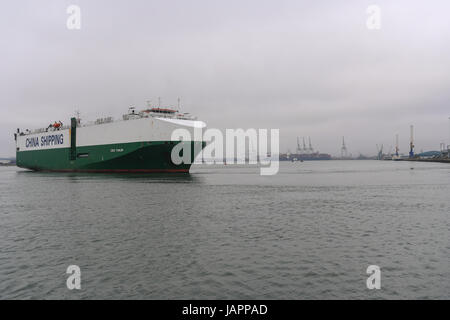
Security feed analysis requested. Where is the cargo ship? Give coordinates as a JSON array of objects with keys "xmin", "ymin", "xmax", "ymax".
[{"xmin": 14, "ymin": 106, "xmax": 206, "ymax": 173}]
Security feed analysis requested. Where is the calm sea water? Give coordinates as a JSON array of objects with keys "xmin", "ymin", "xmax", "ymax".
[{"xmin": 0, "ymin": 161, "xmax": 449, "ymax": 299}]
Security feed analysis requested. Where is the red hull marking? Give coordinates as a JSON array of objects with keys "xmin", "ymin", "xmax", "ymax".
[{"xmin": 37, "ymin": 168, "xmax": 189, "ymax": 173}]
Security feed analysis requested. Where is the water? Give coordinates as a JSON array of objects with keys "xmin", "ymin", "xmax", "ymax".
[{"xmin": 0, "ymin": 161, "xmax": 449, "ymax": 299}]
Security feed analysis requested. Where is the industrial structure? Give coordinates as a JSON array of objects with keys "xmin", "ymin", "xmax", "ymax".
[
  {"xmin": 279, "ymin": 137, "xmax": 331, "ymax": 161},
  {"xmin": 378, "ymin": 123, "xmax": 450, "ymax": 163},
  {"xmin": 340, "ymin": 136, "xmax": 348, "ymax": 158},
  {"xmin": 409, "ymin": 125, "xmax": 415, "ymax": 158}
]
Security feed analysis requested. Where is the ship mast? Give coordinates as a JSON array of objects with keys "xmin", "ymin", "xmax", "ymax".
[{"xmin": 75, "ymin": 110, "xmax": 81, "ymax": 125}]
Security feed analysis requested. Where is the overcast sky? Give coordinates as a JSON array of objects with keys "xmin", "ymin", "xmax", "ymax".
[{"xmin": 1, "ymin": 0, "xmax": 449, "ymax": 157}]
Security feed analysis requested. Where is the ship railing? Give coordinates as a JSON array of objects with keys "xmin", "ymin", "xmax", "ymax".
[
  {"xmin": 79, "ymin": 114, "xmax": 197, "ymax": 127},
  {"xmin": 141, "ymin": 112, "xmax": 197, "ymax": 120},
  {"xmin": 22, "ymin": 125, "xmax": 71, "ymax": 135},
  {"xmin": 23, "ymin": 113, "xmax": 199, "ymax": 134}
]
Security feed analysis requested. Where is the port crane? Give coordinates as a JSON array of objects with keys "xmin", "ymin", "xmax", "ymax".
[
  {"xmin": 308, "ymin": 137, "xmax": 314, "ymax": 153},
  {"xmin": 409, "ymin": 125, "xmax": 415, "ymax": 158},
  {"xmin": 296, "ymin": 137, "xmax": 301, "ymax": 154},
  {"xmin": 376, "ymin": 144, "xmax": 384, "ymax": 160},
  {"xmin": 341, "ymin": 136, "xmax": 348, "ymax": 158},
  {"xmin": 302, "ymin": 137, "xmax": 307, "ymax": 153},
  {"xmin": 395, "ymin": 134, "xmax": 399, "ymax": 156}
]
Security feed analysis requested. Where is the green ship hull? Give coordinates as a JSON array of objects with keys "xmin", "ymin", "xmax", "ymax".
[{"xmin": 16, "ymin": 141, "xmax": 205, "ymax": 173}]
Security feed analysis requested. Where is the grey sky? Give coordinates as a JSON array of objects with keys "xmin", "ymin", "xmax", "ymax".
[{"xmin": 1, "ymin": 0, "xmax": 449, "ymax": 157}]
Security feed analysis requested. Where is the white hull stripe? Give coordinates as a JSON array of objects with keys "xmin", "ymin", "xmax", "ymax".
[{"xmin": 17, "ymin": 117, "xmax": 205, "ymax": 151}]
